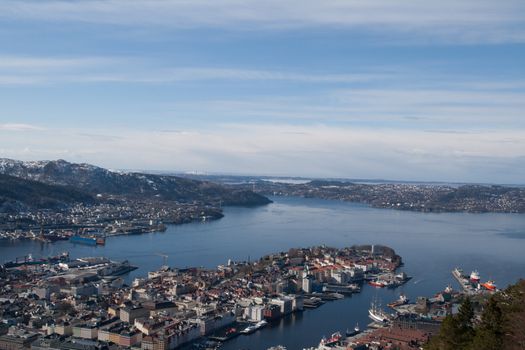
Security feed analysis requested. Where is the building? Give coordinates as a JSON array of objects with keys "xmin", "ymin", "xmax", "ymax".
[
  {"xmin": 120, "ymin": 306, "xmax": 149, "ymax": 323},
  {"xmin": 0, "ymin": 333, "xmax": 39, "ymax": 350}
]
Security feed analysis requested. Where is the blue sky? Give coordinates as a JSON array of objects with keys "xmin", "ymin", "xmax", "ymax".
[{"xmin": 0, "ymin": 0, "xmax": 524, "ymax": 183}]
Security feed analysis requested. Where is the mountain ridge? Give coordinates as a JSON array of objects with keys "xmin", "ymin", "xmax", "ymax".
[
  {"xmin": 0, "ymin": 173, "xmax": 94, "ymax": 213},
  {"xmin": 0, "ymin": 158, "xmax": 271, "ymax": 207}
]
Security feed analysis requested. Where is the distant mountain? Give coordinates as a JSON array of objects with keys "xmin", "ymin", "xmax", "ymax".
[
  {"xmin": 0, "ymin": 158, "xmax": 271, "ymax": 206},
  {"xmin": 0, "ymin": 173, "xmax": 94, "ymax": 213}
]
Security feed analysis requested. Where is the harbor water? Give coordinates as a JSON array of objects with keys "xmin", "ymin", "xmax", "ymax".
[{"xmin": 1, "ymin": 196, "xmax": 525, "ymax": 349}]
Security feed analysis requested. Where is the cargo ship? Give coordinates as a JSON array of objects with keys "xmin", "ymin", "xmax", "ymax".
[
  {"xmin": 69, "ymin": 234, "xmax": 105, "ymax": 246},
  {"xmin": 387, "ymin": 294, "xmax": 409, "ymax": 308}
]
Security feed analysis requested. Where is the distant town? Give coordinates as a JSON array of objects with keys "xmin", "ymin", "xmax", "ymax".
[
  {"xmin": 0, "ymin": 197, "xmax": 223, "ymax": 243},
  {"xmin": 232, "ymin": 179, "xmax": 525, "ymax": 214}
]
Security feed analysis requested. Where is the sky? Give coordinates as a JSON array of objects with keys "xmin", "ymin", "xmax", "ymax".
[{"xmin": 0, "ymin": 0, "xmax": 524, "ymax": 183}]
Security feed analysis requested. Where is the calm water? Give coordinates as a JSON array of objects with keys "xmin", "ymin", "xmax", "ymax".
[{"xmin": 1, "ymin": 196, "xmax": 525, "ymax": 349}]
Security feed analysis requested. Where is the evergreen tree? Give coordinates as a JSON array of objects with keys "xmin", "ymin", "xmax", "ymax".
[
  {"xmin": 469, "ymin": 297, "xmax": 503, "ymax": 350},
  {"xmin": 425, "ymin": 297, "xmax": 475, "ymax": 350},
  {"xmin": 426, "ymin": 280, "xmax": 525, "ymax": 350}
]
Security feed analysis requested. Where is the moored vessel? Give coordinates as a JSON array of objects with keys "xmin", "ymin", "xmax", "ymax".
[
  {"xmin": 387, "ymin": 294, "xmax": 409, "ymax": 308},
  {"xmin": 368, "ymin": 301, "xmax": 390, "ymax": 323},
  {"xmin": 481, "ymin": 280, "xmax": 497, "ymax": 291}
]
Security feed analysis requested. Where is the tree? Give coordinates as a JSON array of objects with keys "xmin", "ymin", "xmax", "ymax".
[
  {"xmin": 426, "ymin": 280, "xmax": 525, "ymax": 350},
  {"xmin": 469, "ymin": 297, "xmax": 503, "ymax": 350},
  {"xmin": 425, "ymin": 297, "xmax": 475, "ymax": 350}
]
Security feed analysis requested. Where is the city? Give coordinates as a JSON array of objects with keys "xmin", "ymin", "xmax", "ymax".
[{"xmin": 1, "ymin": 1, "xmax": 524, "ymax": 349}]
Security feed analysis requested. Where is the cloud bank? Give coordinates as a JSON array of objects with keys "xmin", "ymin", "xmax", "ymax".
[
  {"xmin": 1, "ymin": 124, "xmax": 524, "ymax": 183},
  {"xmin": 1, "ymin": 0, "xmax": 524, "ymax": 43}
]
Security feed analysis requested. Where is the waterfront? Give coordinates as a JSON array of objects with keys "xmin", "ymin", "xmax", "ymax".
[{"xmin": 2, "ymin": 196, "xmax": 525, "ymax": 349}]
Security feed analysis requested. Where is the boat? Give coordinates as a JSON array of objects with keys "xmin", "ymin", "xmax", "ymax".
[
  {"xmin": 70, "ymin": 235, "xmax": 97, "ymax": 246},
  {"xmin": 368, "ymin": 280, "xmax": 388, "ymax": 288},
  {"xmin": 387, "ymin": 294, "xmax": 409, "ymax": 308},
  {"xmin": 226, "ymin": 327, "xmax": 236, "ymax": 335},
  {"xmin": 452, "ymin": 267, "xmax": 464, "ymax": 279},
  {"xmin": 69, "ymin": 234, "xmax": 106, "ymax": 246},
  {"xmin": 323, "ymin": 284, "xmax": 359, "ymax": 294},
  {"xmin": 3, "ymin": 252, "xmax": 69, "ymax": 268},
  {"xmin": 255, "ymin": 320, "xmax": 268, "ymax": 329},
  {"xmin": 240, "ymin": 324, "xmax": 258, "ymax": 334},
  {"xmin": 346, "ymin": 323, "xmax": 360, "ymax": 337},
  {"xmin": 320, "ymin": 332, "xmax": 342, "ymax": 346},
  {"xmin": 368, "ymin": 301, "xmax": 390, "ymax": 323},
  {"xmin": 481, "ymin": 280, "xmax": 497, "ymax": 291},
  {"xmin": 469, "ymin": 270, "xmax": 480, "ymax": 283}
]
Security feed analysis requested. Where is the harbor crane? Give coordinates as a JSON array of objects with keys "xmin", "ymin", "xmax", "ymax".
[{"xmin": 155, "ymin": 253, "xmax": 168, "ymax": 267}]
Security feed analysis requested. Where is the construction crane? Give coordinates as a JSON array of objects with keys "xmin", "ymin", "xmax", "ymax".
[{"xmin": 155, "ymin": 253, "xmax": 168, "ymax": 267}]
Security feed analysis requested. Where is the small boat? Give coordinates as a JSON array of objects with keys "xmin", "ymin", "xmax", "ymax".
[
  {"xmin": 240, "ymin": 324, "xmax": 257, "ymax": 334},
  {"xmin": 255, "ymin": 320, "xmax": 268, "ymax": 329},
  {"xmin": 346, "ymin": 323, "xmax": 360, "ymax": 337}
]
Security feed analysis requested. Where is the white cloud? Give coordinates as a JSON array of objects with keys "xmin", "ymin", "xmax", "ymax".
[
  {"xmin": 0, "ymin": 123, "xmax": 43, "ymax": 131},
  {"xmin": 1, "ymin": 124, "xmax": 524, "ymax": 183},
  {"xmin": 0, "ymin": 56, "xmax": 115, "ymax": 70},
  {"xmin": 182, "ymin": 86, "xmax": 525, "ymax": 128},
  {"xmin": 0, "ymin": 57, "xmax": 389, "ymax": 85},
  {"xmin": 1, "ymin": 0, "xmax": 524, "ymax": 43}
]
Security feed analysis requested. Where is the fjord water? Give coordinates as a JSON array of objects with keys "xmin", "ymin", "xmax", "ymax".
[{"xmin": 2, "ymin": 196, "xmax": 525, "ymax": 349}]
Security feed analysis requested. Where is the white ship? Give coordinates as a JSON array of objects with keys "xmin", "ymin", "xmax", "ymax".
[
  {"xmin": 470, "ymin": 270, "xmax": 480, "ymax": 283},
  {"xmin": 368, "ymin": 301, "xmax": 390, "ymax": 323}
]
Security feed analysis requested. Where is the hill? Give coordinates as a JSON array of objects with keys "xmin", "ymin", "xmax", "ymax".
[
  {"xmin": 0, "ymin": 158, "xmax": 271, "ymax": 206},
  {"xmin": 0, "ymin": 173, "xmax": 94, "ymax": 213}
]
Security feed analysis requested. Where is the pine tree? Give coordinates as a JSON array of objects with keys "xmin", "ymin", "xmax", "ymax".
[
  {"xmin": 469, "ymin": 297, "xmax": 503, "ymax": 350},
  {"xmin": 425, "ymin": 297, "xmax": 475, "ymax": 350},
  {"xmin": 456, "ymin": 297, "xmax": 475, "ymax": 346}
]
